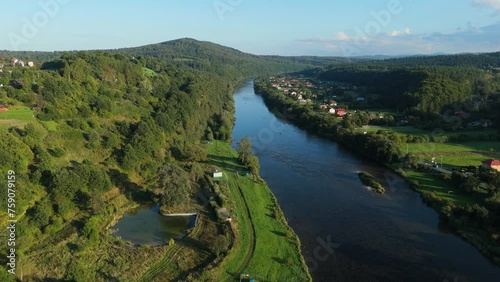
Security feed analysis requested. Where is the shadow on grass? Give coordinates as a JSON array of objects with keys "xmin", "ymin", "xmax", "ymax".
[
  {"xmin": 208, "ymin": 154, "xmax": 246, "ymax": 174},
  {"xmin": 270, "ymin": 230, "xmax": 287, "ymax": 237}
]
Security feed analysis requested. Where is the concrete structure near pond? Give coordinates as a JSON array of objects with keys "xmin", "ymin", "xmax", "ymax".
[{"xmin": 213, "ymin": 169, "xmax": 223, "ymax": 178}]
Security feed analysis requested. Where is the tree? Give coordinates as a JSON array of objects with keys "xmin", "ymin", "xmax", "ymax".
[
  {"xmin": 158, "ymin": 163, "xmax": 191, "ymax": 207},
  {"xmin": 237, "ymin": 138, "xmax": 252, "ymax": 164},
  {"xmin": 30, "ymin": 197, "xmax": 53, "ymax": 230},
  {"xmin": 247, "ymin": 155, "xmax": 260, "ymax": 177},
  {"xmin": 210, "ymin": 235, "xmax": 228, "ymax": 257}
]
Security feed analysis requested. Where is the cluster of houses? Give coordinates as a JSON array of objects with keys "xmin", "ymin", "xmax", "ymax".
[
  {"xmin": 319, "ymin": 100, "xmax": 347, "ymax": 117},
  {"xmin": 269, "ymin": 76, "xmax": 351, "ymax": 118},
  {"xmin": 10, "ymin": 57, "xmax": 34, "ymax": 67}
]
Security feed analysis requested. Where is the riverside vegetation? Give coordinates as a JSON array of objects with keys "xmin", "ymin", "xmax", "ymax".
[
  {"xmin": 254, "ymin": 52, "xmax": 500, "ymax": 265},
  {"xmin": 0, "ymin": 39, "xmax": 315, "ymax": 281}
]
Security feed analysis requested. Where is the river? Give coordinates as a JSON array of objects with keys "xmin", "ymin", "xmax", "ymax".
[{"xmin": 231, "ymin": 79, "xmax": 500, "ymax": 282}]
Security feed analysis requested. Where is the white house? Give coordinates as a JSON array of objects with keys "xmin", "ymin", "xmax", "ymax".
[
  {"xmin": 213, "ymin": 170, "xmax": 223, "ymax": 178},
  {"xmin": 328, "ymin": 108, "xmax": 336, "ymax": 114},
  {"xmin": 27, "ymin": 61, "xmax": 34, "ymax": 67}
]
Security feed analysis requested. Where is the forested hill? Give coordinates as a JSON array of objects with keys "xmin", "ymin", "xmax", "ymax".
[
  {"xmin": 0, "ymin": 51, "xmax": 238, "ymax": 279},
  {"xmin": 116, "ymin": 38, "xmax": 351, "ymax": 80},
  {"xmin": 378, "ymin": 52, "xmax": 500, "ymax": 68}
]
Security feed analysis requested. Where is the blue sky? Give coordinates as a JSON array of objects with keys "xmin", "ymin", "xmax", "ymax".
[{"xmin": 1, "ymin": 0, "xmax": 499, "ymax": 56}]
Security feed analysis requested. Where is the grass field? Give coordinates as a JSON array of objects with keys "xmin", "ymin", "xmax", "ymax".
[
  {"xmin": 402, "ymin": 142, "xmax": 500, "ymax": 168},
  {"xmin": 359, "ymin": 126, "xmax": 498, "ymax": 137},
  {"xmin": 143, "ymin": 67, "xmax": 158, "ymax": 78},
  {"xmin": 39, "ymin": 120, "xmax": 58, "ymax": 131},
  {"xmin": 207, "ymin": 141, "xmax": 311, "ymax": 282},
  {"xmin": 0, "ymin": 106, "xmax": 37, "ymax": 130},
  {"xmin": 401, "ymin": 169, "xmax": 478, "ymax": 206}
]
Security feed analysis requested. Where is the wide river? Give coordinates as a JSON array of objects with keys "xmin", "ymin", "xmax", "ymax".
[{"xmin": 230, "ymin": 80, "xmax": 500, "ymax": 282}]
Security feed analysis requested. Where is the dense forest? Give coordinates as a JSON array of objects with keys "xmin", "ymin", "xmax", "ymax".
[{"xmin": 0, "ymin": 51, "xmax": 241, "ymax": 280}]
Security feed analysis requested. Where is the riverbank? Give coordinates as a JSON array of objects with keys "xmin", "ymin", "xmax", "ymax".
[
  {"xmin": 254, "ymin": 80, "xmax": 500, "ymax": 267},
  {"xmin": 204, "ymin": 141, "xmax": 312, "ymax": 281}
]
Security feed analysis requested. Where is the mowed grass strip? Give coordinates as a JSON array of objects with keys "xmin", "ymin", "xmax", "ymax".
[{"xmin": 208, "ymin": 141, "xmax": 311, "ymax": 282}]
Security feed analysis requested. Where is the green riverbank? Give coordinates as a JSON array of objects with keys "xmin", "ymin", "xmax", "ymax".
[{"xmin": 205, "ymin": 141, "xmax": 312, "ymax": 282}]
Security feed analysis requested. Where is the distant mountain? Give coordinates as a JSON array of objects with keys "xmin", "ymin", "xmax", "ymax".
[
  {"xmin": 2, "ymin": 38, "xmax": 498, "ymax": 77},
  {"xmin": 114, "ymin": 38, "xmax": 353, "ymax": 79}
]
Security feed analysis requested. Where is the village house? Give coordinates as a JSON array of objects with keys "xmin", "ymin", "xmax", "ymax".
[
  {"xmin": 0, "ymin": 104, "xmax": 9, "ymax": 112},
  {"xmin": 27, "ymin": 61, "xmax": 34, "ymax": 67},
  {"xmin": 329, "ymin": 100, "xmax": 338, "ymax": 107},
  {"xmin": 336, "ymin": 108, "xmax": 347, "ymax": 117},
  {"xmin": 356, "ymin": 97, "xmax": 365, "ymax": 102},
  {"xmin": 328, "ymin": 108, "xmax": 336, "ymax": 114},
  {"xmin": 482, "ymin": 159, "xmax": 500, "ymax": 172},
  {"xmin": 319, "ymin": 103, "xmax": 328, "ymax": 110}
]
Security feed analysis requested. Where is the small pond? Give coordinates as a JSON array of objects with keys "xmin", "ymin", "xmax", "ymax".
[{"xmin": 111, "ymin": 205, "xmax": 197, "ymax": 246}]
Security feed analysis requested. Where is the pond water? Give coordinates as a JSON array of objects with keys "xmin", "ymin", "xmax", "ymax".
[{"xmin": 111, "ymin": 205, "xmax": 196, "ymax": 246}]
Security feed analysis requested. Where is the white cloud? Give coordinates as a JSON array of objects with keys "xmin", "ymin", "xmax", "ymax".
[
  {"xmin": 474, "ymin": 0, "xmax": 500, "ymax": 10},
  {"xmin": 335, "ymin": 32, "xmax": 350, "ymax": 41},
  {"xmin": 389, "ymin": 28, "xmax": 410, "ymax": 37},
  {"xmin": 295, "ymin": 23, "xmax": 500, "ymax": 56}
]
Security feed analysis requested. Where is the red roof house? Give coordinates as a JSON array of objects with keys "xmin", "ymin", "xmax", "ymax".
[
  {"xmin": 336, "ymin": 108, "xmax": 347, "ymax": 117},
  {"xmin": 482, "ymin": 159, "xmax": 500, "ymax": 172}
]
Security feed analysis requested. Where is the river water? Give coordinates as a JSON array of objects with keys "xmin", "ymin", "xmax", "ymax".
[{"xmin": 231, "ymin": 79, "xmax": 500, "ymax": 282}]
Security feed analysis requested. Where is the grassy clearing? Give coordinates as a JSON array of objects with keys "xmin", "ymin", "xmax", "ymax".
[
  {"xmin": 40, "ymin": 120, "xmax": 59, "ymax": 131},
  {"xmin": 0, "ymin": 106, "xmax": 36, "ymax": 129},
  {"xmin": 404, "ymin": 142, "xmax": 500, "ymax": 153},
  {"xmin": 360, "ymin": 125, "xmax": 498, "ymax": 138},
  {"xmin": 207, "ymin": 141, "xmax": 311, "ymax": 282},
  {"xmin": 403, "ymin": 142, "xmax": 500, "ymax": 168},
  {"xmin": 402, "ymin": 169, "xmax": 479, "ymax": 206},
  {"xmin": 143, "ymin": 67, "xmax": 158, "ymax": 78}
]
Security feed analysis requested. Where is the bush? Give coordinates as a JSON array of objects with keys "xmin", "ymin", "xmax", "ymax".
[
  {"xmin": 49, "ymin": 147, "xmax": 66, "ymax": 158},
  {"xmin": 210, "ymin": 235, "xmax": 228, "ymax": 257},
  {"xmin": 358, "ymin": 172, "xmax": 385, "ymax": 194}
]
